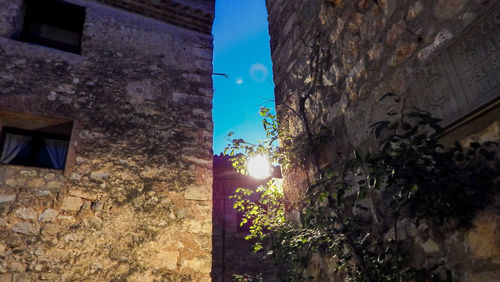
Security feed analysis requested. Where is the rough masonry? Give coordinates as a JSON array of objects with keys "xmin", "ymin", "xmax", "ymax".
[
  {"xmin": 266, "ymin": 0, "xmax": 499, "ymax": 280},
  {"xmin": 0, "ymin": 0, "xmax": 214, "ymax": 280}
]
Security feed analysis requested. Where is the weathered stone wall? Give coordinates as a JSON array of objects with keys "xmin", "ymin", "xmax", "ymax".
[
  {"xmin": 96, "ymin": 0, "xmax": 214, "ymax": 33},
  {"xmin": 266, "ymin": 0, "xmax": 499, "ymax": 280},
  {"xmin": 0, "ymin": 0, "xmax": 214, "ymax": 280}
]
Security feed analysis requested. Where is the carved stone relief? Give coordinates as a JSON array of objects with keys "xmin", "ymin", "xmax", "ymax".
[{"xmin": 413, "ymin": 6, "xmax": 499, "ymax": 126}]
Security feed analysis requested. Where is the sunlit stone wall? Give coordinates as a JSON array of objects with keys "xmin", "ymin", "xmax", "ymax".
[
  {"xmin": 0, "ymin": 0, "xmax": 214, "ymax": 280},
  {"xmin": 266, "ymin": 0, "xmax": 499, "ymax": 280}
]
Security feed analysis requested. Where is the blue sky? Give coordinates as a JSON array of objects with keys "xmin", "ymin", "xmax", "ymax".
[{"xmin": 211, "ymin": 0, "xmax": 275, "ymax": 155}]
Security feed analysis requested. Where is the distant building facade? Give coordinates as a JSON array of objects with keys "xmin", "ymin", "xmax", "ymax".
[
  {"xmin": 0, "ymin": 0, "xmax": 214, "ymax": 280},
  {"xmin": 212, "ymin": 154, "xmax": 277, "ymax": 282}
]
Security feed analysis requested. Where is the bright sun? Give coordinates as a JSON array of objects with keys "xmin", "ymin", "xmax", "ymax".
[{"xmin": 247, "ymin": 154, "xmax": 272, "ymax": 179}]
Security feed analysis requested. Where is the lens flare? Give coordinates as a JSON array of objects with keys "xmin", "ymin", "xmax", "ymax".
[
  {"xmin": 249, "ymin": 63, "xmax": 269, "ymax": 82},
  {"xmin": 247, "ymin": 154, "xmax": 271, "ymax": 179}
]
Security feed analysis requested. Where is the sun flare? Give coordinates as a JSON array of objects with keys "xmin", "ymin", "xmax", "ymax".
[{"xmin": 247, "ymin": 154, "xmax": 272, "ymax": 179}]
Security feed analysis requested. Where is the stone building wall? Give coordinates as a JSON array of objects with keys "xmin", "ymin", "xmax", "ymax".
[
  {"xmin": 0, "ymin": 0, "xmax": 214, "ymax": 281},
  {"xmin": 266, "ymin": 0, "xmax": 499, "ymax": 280},
  {"xmin": 212, "ymin": 155, "xmax": 277, "ymax": 282}
]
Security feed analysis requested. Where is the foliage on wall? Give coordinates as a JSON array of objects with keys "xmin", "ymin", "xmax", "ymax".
[{"xmin": 225, "ymin": 95, "xmax": 499, "ymax": 281}]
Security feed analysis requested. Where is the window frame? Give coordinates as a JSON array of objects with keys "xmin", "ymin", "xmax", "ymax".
[
  {"xmin": 0, "ymin": 126, "xmax": 71, "ymax": 170},
  {"xmin": 19, "ymin": 0, "xmax": 86, "ymax": 54}
]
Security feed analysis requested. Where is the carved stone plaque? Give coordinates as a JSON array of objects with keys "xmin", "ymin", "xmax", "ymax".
[{"xmin": 413, "ymin": 6, "xmax": 499, "ymax": 126}]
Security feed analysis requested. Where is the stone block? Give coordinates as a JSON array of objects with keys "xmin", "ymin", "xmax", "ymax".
[
  {"xmin": 11, "ymin": 222, "xmax": 40, "ymax": 235},
  {"xmin": 407, "ymin": 1, "xmax": 423, "ymax": 20},
  {"xmin": 15, "ymin": 208, "xmax": 37, "ymax": 220},
  {"xmin": 182, "ymin": 219, "xmax": 211, "ymax": 234},
  {"xmin": 435, "ymin": 0, "xmax": 467, "ymax": 19},
  {"xmin": 386, "ymin": 20, "xmax": 406, "ymax": 45},
  {"xmin": 182, "ymin": 155, "xmax": 212, "ymax": 165},
  {"xmin": 388, "ymin": 42, "xmax": 417, "ymax": 66},
  {"xmin": 0, "ymin": 274, "xmax": 12, "ymax": 282},
  {"xmin": 26, "ymin": 178, "xmax": 45, "ymax": 188},
  {"xmin": 8, "ymin": 261, "xmax": 27, "ymax": 272},
  {"xmin": 0, "ymin": 194, "xmax": 16, "ymax": 203},
  {"xmin": 41, "ymin": 223, "xmax": 60, "ymax": 236},
  {"xmin": 91, "ymin": 201, "xmax": 104, "ymax": 211},
  {"xmin": 5, "ymin": 233, "xmax": 24, "ymax": 248},
  {"xmin": 46, "ymin": 180, "xmax": 65, "ymax": 189},
  {"xmin": 57, "ymin": 215, "xmax": 76, "ymax": 224},
  {"xmin": 184, "ymin": 185, "xmax": 211, "ymax": 201},
  {"xmin": 12, "ymin": 273, "xmax": 35, "ymax": 282},
  {"xmin": 163, "ymin": 251, "xmax": 180, "ymax": 270},
  {"xmin": 43, "ymin": 173, "xmax": 56, "ymax": 181},
  {"xmin": 172, "ymin": 92, "xmax": 211, "ymax": 106},
  {"xmin": 0, "ymin": 242, "xmax": 8, "ymax": 256},
  {"xmin": 70, "ymin": 173, "xmax": 82, "ymax": 181},
  {"xmin": 5, "ymin": 177, "xmax": 23, "ymax": 187},
  {"xmin": 61, "ymin": 196, "xmax": 84, "ymax": 211},
  {"xmin": 467, "ymin": 210, "xmax": 500, "ymax": 262},
  {"xmin": 468, "ymin": 271, "xmax": 500, "ymax": 282},
  {"xmin": 81, "ymin": 200, "xmax": 91, "ymax": 210},
  {"xmin": 417, "ymin": 238, "xmax": 441, "ymax": 254},
  {"xmin": 19, "ymin": 170, "xmax": 36, "ymax": 177},
  {"xmin": 68, "ymin": 189, "xmax": 97, "ymax": 201},
  {"xmin": 115, "ymin": 263, "xmax": 130, "ymax": 275},
  {"xmin": 418, "ymin": 29, "xmax": 453, "ymax": 61},
  {"xmin": 39, "ymin": 273, "xmax": 60, "ymax": 280},
  {"xmin": 379, "ymin": 0, "xmax": 396, "ymax": 17},
  {"xmin": 38, "ymin": 209, "xmax": 58, "ymax": 222},
  {"xmin": 180, "ymin": 256, "xmax": 211, "ymax": 274},
  {"xmin": 89, "ymin": 171, "xmax": 110, "ymax": 181}
]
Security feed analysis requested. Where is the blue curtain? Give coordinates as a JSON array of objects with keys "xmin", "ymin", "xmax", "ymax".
[
  {"xmin": 44, "ymin": 138, "xmax": 69, "ymax": 169},
  {"xmin": 0, "ymin": 133, "xmax": 32, "ymax": 164}
]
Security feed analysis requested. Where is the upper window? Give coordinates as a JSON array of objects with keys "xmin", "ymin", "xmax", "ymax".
[
  {"xmin": 0, "ymin": 111, "xmax": 73, "ymax": 170},
  {"xmin": 20, "ymin": 0, "xmax": 85, "ymax": 54}
]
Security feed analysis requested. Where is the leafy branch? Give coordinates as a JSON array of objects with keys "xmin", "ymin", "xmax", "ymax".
[{"xmin": 225, "ymin": 95, "xmax": 499, "ymax": 281}]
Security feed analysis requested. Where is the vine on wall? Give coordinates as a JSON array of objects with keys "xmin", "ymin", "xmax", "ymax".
[{"xmin": 226, "ymin": 95, "xmax": 499, "ymax": 281}]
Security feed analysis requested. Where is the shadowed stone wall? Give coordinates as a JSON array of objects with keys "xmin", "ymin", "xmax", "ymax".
[
  {"xmin": 266, "ymin": 0, "xmax": 499, "ymax": 280},
  {"xmin": 0, "ymin": 0, "xmax": 214, "ymax": 280}
]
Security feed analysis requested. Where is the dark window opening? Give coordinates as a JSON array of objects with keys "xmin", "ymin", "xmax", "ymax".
[
  {"xmin": 0, "ymin": 127, "xmax": 71, "ymax": 169},
  {"xmin": 0, "ymin": 111, "xmax": 73, "ymax": 170},
  {"xmin": 20, "ymin": 0, "xmax": 85, "ymax": 54}
]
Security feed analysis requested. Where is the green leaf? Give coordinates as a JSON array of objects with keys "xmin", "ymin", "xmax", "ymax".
[
  {"xmin": 358, "ymin": 186, "xmax": 367, "ymax": 199},
  {"xmin": 354, "ymin": 149, "xmax": 362, "ymax": 161},
  {"xmin": 388, "ymin": 122, "xmax": 399, "ymax": 130},
  {"xmin": 470, "ymin": 142, "xmax": 480, "ymax": 148},
  {"xmin": 402, "ymin": 126, "xmax": 418, "ymax": 138},
  {"xmin": 410, "ymin": 184, "xmax": 418, "ymax": 193},
  {"xmin": 373, "ymin": 121, "xmax": 390, "ymax": 138},
  {"xmin": 322, "ymin": 167, "xmax": 335, "ymax": 179},
  {"xmin": 355, "ymin": 205, "xmax": 369, "ymax": 211},
  {"xmin": 379, "ymin": 92, "xmax": 396, "ymax": 101},
  {"xmin": 455, "ymin": 153, "xmax": 464, "ymax": 161},
  {"xmin": 368, "ymin": 177, "xmax": 376, "ymax": 189},
  {"xmin": 401, "ymin": 122, "xmax": 412, "ymax": 130}
]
